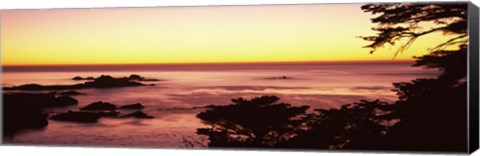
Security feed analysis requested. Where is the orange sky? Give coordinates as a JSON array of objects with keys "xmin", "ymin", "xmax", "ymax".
[{"xmin": 0, "ymin": 4, "xmax": 458, "ymax": 65}]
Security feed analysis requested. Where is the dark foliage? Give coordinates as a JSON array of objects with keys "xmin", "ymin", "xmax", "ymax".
[
  {"xmin": 285, "ymin": 100, "xmax": 392, "ymax": 150},
  {"xmin": 359, "ymin": 2, "xmax": 468, "ymax": 152},
  {"xmin": 360, "ymin": 3, "xmax": 467, "ymax": 55},
  {"xmin": 195, "ymin": 3, "xmax": 468, "ymax": 152},
  {"xmin": 383, "ymin": 46, "xmax": 467, "ymax": 152},
  {"xmin": 412, "ymin": 45, "xmax": 467, "ymax": 81},
  {"xmin": 196, "ymin": 96, "xmax": 309, "ymax": 148},
  {"xmin": 358, "ymin": 2, "xmax": 468, "ymax": 152}
]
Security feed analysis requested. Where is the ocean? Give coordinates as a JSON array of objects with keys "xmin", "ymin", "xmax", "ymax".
[{"xmin": 1, "ymin": 62, "xmax": 439, "ymax": 148}]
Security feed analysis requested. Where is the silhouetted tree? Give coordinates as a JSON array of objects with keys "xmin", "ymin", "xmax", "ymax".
[
  {"xmin": 382, "ymin": 46, "xmax": 468, "ymax": 151},
  {"xmin": 284, "ymin": 100, "xmax": 393, "ymax": 150},
  {"xmin": 360, "ymin": 3, "xmax": 468, "ymax": 152},
  {"xmin": 194, "ymin": 3, "xmax": 469, "ymax": 151},
  {"xmin": 413, "ymin": 45, "xmax": 467, "ymax": 82},
  {"xmin": 360, "ymin": 3, "xmax": 467, "ymax": 55},
  {"xmin": 196, "ymin": 96, "xmax": 309, "ymax": 148}
]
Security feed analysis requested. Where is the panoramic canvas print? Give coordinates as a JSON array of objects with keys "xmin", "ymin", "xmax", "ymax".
[{"xmin": 0, "ymin": 2, "xmax": 471, "ymax": 153}]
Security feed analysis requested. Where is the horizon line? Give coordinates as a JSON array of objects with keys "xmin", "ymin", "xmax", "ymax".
[{"xmin": 2, "ymin": 60, "xmax": 414, "ymax": 67}]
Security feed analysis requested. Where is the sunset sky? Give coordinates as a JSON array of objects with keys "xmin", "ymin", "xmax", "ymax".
[{"xmin": 0, "ymin": 4, "xmax": 456, "ymax": 65}]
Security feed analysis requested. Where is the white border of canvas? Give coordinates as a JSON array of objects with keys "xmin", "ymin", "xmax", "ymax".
[{"xmin": 0, "ymin": 0, "xmax": 478, "ymax": 156}]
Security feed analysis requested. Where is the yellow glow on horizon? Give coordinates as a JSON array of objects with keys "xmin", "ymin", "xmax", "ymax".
[{"xmin": 0, "ymin": 4, "xmax": 461, "ymax": 66}]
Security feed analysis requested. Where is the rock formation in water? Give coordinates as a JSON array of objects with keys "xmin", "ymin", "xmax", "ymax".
[
  {"xmin": 50, "ymin": 111, "xmax": 101, "ymax": 123},
  {"xmin": 59, "ymin": 90, "xmax": 85, "ymax": 96},
  {"xmin": 3, "ymin": 90, "xmax": 155, "ymax": 136},
  {"xmin": 54, "ymin": 96, "xmax": 79, "ymax": 106},
  {"xmin": 128, "ymin": 74, "xmax": 160, "ymax": 81},
  {"xmin": 3, "ymin": 93, "xmax": 78, "ymax": 137},
  {"xmin": 119, "ymin": 103, "xmax": 145, "ymax": 109},
  {"xmin": 121, "ymin": 111, "xmax": 154, "ymax": 119},
  {"xmin": 267, "ymin": 76, "xmax": 290, "ymax": 80},
  {"xmin": 49, "ymin": 110, "xmax": 122, "ymax": 123},
  {"xmin": 72, "ymin": 76, "xmax": 95, "ymax": 81},
  {"xmin": 97, "ymin": 111, "xmax": 121, "ymax": 118},
  {"xmin": 4, "ymin": 75, "xmax": 152, "ymax": 91},
  {"xmin": 80, "ymin": 101, "xmax": 117, "ymax": 111}
]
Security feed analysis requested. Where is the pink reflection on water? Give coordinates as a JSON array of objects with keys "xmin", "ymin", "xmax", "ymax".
[
  {"xmin": 2, "ymin": 62, "xmax": 439, "ymax": 147},
  {"xmin": 8, "ymin": 115, "xmax": 206, "ymax": 148}
]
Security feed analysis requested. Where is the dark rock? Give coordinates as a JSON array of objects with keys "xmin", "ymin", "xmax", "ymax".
[
  {"xmin": 72, "ymin": 76, "xmax": 84, "ymax": 80},
  {"xmin": 121, "ymin": 111, "xmax": 154, "ymax": 119},
  {"xmin": 59, "ymin": 91, "xmax": 85, "ymax": 96},
  {"xmin": 140, "ymin": 78, "xmax": 160, "ymax": 82},
  {"xmin": 3, "ymin": 93, "xmax": 62, "ymax": 137},
  {"xmin": 129, "ymin": 74, "xmax": 143, "ymax": 80},
  {"xmin": 53, "ymin": 96, "xmax": 78, "ymax": 106},
  {"xmin": 119, "ymin": 103, "xmax": 144, "ymax": 109},
  {"xmin": 80, "ymin": 101, "xmax": 117, "ymax": 111},
  {"xmin": 5, "ymin": 84, "xmax": 78, "ymax": 91},
  {"xmin": 84, "ymin": 75, "xmax": 144, "ymax": 88},
  {"xmin": 72, "ymin": 76, "xmax": 95, "ymax": 80},
  {"xmin": 4, "ymin": 110, "xmax": 48, "ymax": 137},
  {"xmin": 128, "ymin": 74, "xmax": 160, "ymax": 81},
  {"xmin": 267, "ymin": 76, "xmax": 290, "ymax": 80},
  {"xmin": 5, "ymin": 84, "xmax": 45, "ymax": 90},
  {"xmin": 4, "ymin": 75, "xmax": 148, "ymax": 91},
  {"xmin": 50, "ymin": 111, "xmax": 100, "ymax": 123},
  {"xmin": 3, "ymin": 93, "xmax": 78, "ymax": 109}
]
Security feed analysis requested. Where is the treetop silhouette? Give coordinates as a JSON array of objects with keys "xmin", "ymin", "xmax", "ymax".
[
  {"xmin": 194, "ymin": 3, "xmax": 469, "ymax": 152},
  {"xmin": 196, "ymin": 95, "xmax": 309, "ymax": 148},
  {"xmin": 359, "ymin": 3, "xmax": 468, "ymax": 152},
  {"xmin": 360, "ymin": 3, "xmax": 468, "ymax": 55}
]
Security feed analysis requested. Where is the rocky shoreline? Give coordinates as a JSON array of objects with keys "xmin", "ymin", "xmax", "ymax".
[
  {"xmin": 4, "ymin": 74, "xmax": 157, "ymax": 91},
  {"xmin": 2, "ymin": 74, "xmax": 156, "ymax": 138}
]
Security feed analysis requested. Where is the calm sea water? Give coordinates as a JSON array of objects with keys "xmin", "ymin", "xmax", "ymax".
[{"xmin": 1, "ymin": 62, "xmax": 439, "ymax": 148}]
